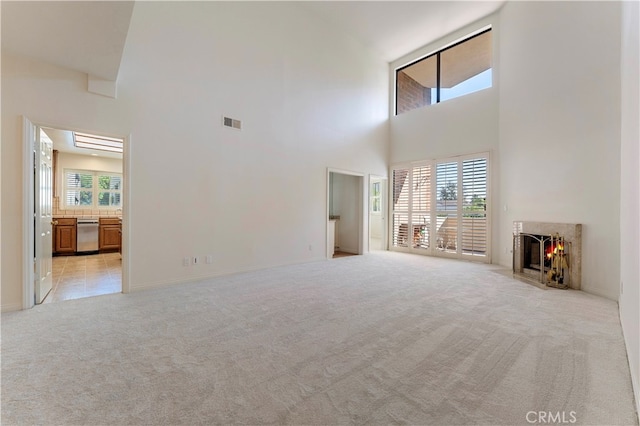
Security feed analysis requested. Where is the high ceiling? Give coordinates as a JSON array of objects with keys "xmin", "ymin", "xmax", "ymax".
[
  {"xmin": 301, "ymin": 1, "xmax": 505, "ymax": 63},
  {"xmin": 1, "ymin": 1, "xmax": 134, "ymax": 81},
  {"xmin": 1, "ymin": 1, "xmax": 505, "ymax": 84},
  {"xmin": 1, "ymin": 1, "xmax": 504, "ymax": 157}
]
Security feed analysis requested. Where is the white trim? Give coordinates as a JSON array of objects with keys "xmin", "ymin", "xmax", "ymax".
[
  {"xmin": 22, "ymin": 116, "xmax": 36, "ymax": 310},
  {"xmin": 121, "ymin": 134, "xmax": 131, "ymax": 293}
]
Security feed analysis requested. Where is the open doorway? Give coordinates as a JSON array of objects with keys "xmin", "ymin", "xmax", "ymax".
[
  {"xmin": 369, "ymin": 175, "xmax": 387, "ymax": 251},
  {"xmin": 23, "ymin": 119, "xmax": 125, "ymax": 307},
  {"xmin": 327, "ymin": 169, "xmax": 365, "ymax": 259}
]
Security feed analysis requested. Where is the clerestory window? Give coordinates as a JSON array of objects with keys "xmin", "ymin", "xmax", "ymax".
[{"xmin": 395, "ymin": 28, "xmax": 492, "ymax": 115}]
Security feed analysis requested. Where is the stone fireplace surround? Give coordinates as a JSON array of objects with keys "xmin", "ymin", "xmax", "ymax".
[{"xmin": 513, "ymin": 221, "xmax": 582, "ymax": 290}]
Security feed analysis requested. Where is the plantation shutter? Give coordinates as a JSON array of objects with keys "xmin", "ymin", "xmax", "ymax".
[
  {"xmin": 435, "ymin": 162, "xmax": 458, "ymax": 253},
  {"xmin": 412, "ymin": 165, "xmax": 431, "ymax": 249},
  {"xmin": 392, "ymin": 168, "xmax": 410, "ymax": 247},
  {"xmin": 462, "ymin": 158, "xmax": 487, "ymax": 256},
  {"xmin": 64, "ymin": 169, "xmax": 122, "ymax": 209},
  {"xmin": 97, "ymin": 174, "xmax": 122, "ymax": 207},
  {"xmin": 65, "ymin": 170, "xmax": 93, "ymax": 206},
  {"xmin": 390, "ymin": 153, "xmax": 489, "ymax": 261}
]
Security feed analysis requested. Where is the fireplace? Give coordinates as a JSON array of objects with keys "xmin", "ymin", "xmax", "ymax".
[
  {"xmin": 513, "ymin": 222, "xmax": 582, "ymax": 290},
  {"xmin": 522, "ymin": 234, "xmax": 549, "ymax": 272}
]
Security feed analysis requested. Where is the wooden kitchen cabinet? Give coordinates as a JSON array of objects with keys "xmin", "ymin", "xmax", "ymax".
[
  {"xmin": 99, "ymin": 218, "xmax": 121, "ymax": 252},
  {"xmin": 53, "ymin": 218, "xmax": 77, "ymax": 254}
]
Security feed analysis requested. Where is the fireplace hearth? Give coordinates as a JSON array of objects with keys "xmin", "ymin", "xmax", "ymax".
[{"xmin": 513, "ymin": 222, "xmax": 582, "ymax": 290}]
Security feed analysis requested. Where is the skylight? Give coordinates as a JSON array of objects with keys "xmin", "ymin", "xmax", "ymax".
[{"xmin": 73, "ymin": 132, "xmax": 123, "ymax": 153}]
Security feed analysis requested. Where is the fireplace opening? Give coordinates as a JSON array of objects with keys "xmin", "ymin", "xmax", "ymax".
[
  {"xmin": 514, "ymin": 231, "xmax": 570, "ymax": 288},
  {"xmin": 522, "ymin": 234, "xmax": 552, "ymax": 272}
]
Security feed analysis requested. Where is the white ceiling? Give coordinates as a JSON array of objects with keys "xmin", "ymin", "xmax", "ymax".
[
  {"xmin": 1, "ymin": 1, "xmax": 505, "ymax": 84},
  {"xmin": 301, "ymin": 1, "xmax": 505, "ymax": 63},
  {"xmin": 1, "ymin": 1, "xmax": 134, "ymax": 81},
  {"xmin": 3, "ymin": 1, "xmax": 503, "ymax": 156}
]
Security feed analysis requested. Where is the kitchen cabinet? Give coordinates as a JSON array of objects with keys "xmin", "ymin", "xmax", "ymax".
[
  {"xmin": 99, "ymin": 218, "xmax": 121, "ymax": 252},
  {"xmin": 53, "ymin": 218, "xmax": 77, "ymax": 254}
]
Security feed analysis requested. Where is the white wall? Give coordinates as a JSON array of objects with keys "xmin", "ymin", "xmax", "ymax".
[
  {"xmin": 1, "ymin": 54, "xmax": 131, "ymax": 311},
  {"xmin": 389, "ymin": 2, "xmax": 624, "ymax": 301},
  {"xmin": 1, "ymin": 2, "xmax": 389, "ymax": 309},
  {"xmin": 619, "ymin": 0, "xmax": 640, "ymax": 411},
  {"xmin": 389, "ymin": 14, "xmax": 501, "ymax": 261},
  {"xmin": 499, "ymin": 1, "xmax": 622, "ymax": 300}
]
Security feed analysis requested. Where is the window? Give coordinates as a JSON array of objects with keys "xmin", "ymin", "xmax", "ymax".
[
  {"xmin": 370, "ymin": 182, "xmax": 381, "ymax": 213},
  {"xmin": 395, "ymin": 28, "xmax": 492, "ymax": 115},
  {"xmin": 391, "ymin": 153, "xmax": 489, "ymax": 261},
  {"xmin": 64, "ymin": 169, "xmax": 122, "ymax": 209}
]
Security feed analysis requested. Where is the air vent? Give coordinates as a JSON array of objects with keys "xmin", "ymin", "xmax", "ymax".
[{"xmin": 222, "ymin": 116, "xmax": 242, "ymax": 130}]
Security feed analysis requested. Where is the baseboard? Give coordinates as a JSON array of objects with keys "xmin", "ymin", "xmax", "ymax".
[
  {"xmin": 620, "ymin": 309, "xmax": 640, "ymax": 421},
  {"xmin": 1, "ymin": 302, "xmax": 23, "ymax": 313}
]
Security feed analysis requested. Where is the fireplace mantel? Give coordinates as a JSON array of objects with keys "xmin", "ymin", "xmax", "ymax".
[{"xmin": 513, "ymin": 221, "xmax": 582, "ymax": 290}]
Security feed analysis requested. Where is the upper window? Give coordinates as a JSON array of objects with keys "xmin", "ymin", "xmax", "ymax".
[
  {"xmin": 395, "ymin": 28, "xmax": 492, "ymax": 115},
  {"xmin": 64, "ymin": 169, "xmax": 122, "ymax": 209}
]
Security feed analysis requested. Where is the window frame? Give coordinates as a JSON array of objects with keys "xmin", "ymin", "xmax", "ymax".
[
  {"xmin": 370, "ymin": 181, "xmax": 382, "ymax": 214},
  {"xmin": 394, "ymin": 27, "xmax": 492, "ymax": 115},
  {"xmin": 63, "ymin": 168, "xmax": 122, "ymax": 210}
]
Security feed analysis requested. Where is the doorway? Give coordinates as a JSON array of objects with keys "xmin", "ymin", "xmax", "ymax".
[
  {"xmin": 369, "ymin": 175, "xmax": 387, "ymax": 251},
  {"xmin": 23, "ymin": 118, "xmax": 127, "ymax": 307},
  {"xmin": 327, "ymin": 169, "xmax": 365, "ymax": 258}
]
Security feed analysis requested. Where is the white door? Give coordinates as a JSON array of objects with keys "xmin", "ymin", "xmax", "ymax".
[
  {"xmin": 34, "ymin": 124, "xmax": 54, "ymax": 303},
  {"xmin": 369, "ymin": 176, "xmax": 387, "ymax": 251}
]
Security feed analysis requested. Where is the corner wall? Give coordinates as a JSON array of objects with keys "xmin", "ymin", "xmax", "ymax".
[
  {"xmin": 498, "ymin": 1, "xmax": 622, "ymax": 299},
  {"xmin": 619, "ymin": 0, "xmax": 640, "ymax": 412}
]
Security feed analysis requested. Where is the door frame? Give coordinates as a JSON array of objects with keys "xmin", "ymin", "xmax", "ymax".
[
  {"xmin": 326, "ymin": 168, "xmax": 366, "ymax": 258},
  {"xmin": 22, "ymin": 117, "xmax": 132, "ymax": 309}
]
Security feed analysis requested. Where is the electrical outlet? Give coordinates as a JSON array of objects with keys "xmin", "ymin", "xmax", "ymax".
[
  {"xmin": 205, "ymin": 255, "xmax": 213, "ymax": 264},
  {"xmin": 183, "ymin": 257, "xmax": 190, "ymax": 267}
]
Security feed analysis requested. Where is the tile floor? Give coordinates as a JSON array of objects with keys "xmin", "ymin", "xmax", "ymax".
[
  {"xmin": 333, "ymin": 251, "xmax": 358, "ymax": 259},
  {"xmin": 44, "ymin": 252, "xmax": 122, "ymax": 304}
]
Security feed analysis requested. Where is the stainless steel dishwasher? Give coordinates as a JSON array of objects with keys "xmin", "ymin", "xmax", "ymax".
[{"xmin": 77, "ymin": 218, "xmax": 99, "ymax": 253}]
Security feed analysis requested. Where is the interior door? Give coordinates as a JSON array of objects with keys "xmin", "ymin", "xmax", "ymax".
[
  {"xmin": 369, "ymin": 176, "xmax": 387, "ymax": 251},
  {"xmin": 34, "ymin": 125, "xmax": 54, "ymax": 304}
]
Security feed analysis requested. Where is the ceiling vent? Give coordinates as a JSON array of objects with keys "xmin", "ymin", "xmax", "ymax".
[{"xmin": 222, "ymin": 116, "xmax": 242, "ymax": 130}]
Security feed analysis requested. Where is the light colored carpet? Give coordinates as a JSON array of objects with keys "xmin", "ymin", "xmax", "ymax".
[{"xmin": 1, "ymin": 252, "xmax": 638, "ymax": 425}]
